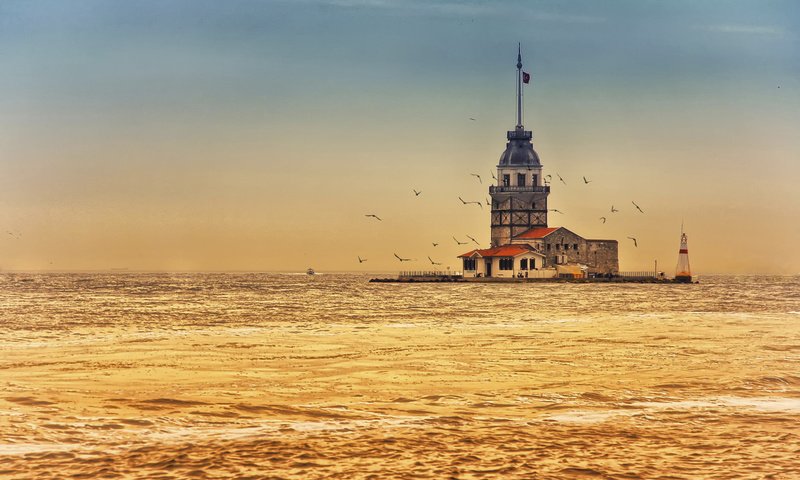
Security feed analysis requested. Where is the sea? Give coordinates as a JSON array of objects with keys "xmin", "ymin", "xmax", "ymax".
[{"xmin": 1, "ymin": 273, "xmax": 799, "ymax": 479}]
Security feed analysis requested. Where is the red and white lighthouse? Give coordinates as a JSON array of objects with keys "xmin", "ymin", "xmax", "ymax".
[{"xmin": 675, "ymin": 228, "xmax": 692, "ymax": 283}]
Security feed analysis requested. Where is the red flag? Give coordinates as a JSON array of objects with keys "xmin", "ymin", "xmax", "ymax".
[{"xmin": 522, "ymin": 71, "xmax": 530, "ymax": 84}]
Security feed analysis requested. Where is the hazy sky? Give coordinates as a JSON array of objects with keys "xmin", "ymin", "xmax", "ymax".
[{"xmin": 1, "ymin": 0, "xmax": 799, "ymax": 273}]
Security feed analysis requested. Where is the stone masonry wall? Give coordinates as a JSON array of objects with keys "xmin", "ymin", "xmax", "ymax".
[{"xmin": 511, "ymin": 228, "xmax": 619, "ymax": 274}]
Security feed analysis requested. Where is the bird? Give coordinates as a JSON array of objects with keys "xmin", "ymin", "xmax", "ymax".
[
  {"xmin": 432, "ymin": 242, "xmax": 439, "ymax": 247},
  {"xmin": 545, "ymin": 174, "xmax": 552, "ymax": 180},
  {"xmin": 428, "ymin": 256, "xmax": 442, "ymax": 266},
  {"xmin": 600, "ymin": 216, "xmax": 607, "ymax": 223},
  {"xmin": 453, "ymin": 236, "xmax": 467, "ymax": 245},
  {"xmin": 458, "ymin": 197, "xmax": 483, "ymax": 209},
  {"xmin": 485, "ymin": 197, "xmax": 491, "ymax": 206},
  {"xmin": 358, "ymin": 256, "xmax": 367, "ymax": 263},
  {"xmin": 413, "ymin": 189, "xmax": 422, "ymax": 196},
  {"xmin": 557, "ymin": 173, "xmax": 566, "ymax": 185},
  {"xmin": 365, "ymin": 214, "xmax": 382, "ymax": 221},
  {"xmin": 611, "ymin": 205, "xmax": 619, "ymax": 213},
  {"xmin": 491, "ymin": 171, "xmax": 497, "ymax": 181},
  {"xmin": 627, "ymin": 236, "xmax": 638, "ymax": 247},
  {"xmin": 470, "ymin": 173, "xmax": 482, "ymax": 184},
  {"xmin": 631, "ymin": 201, "xmax": 644, "ymax": 213},
  {"xmin": 466, "ymin": 234, "xmax": 480, "ymax": 246},
  {"xmin": 549, "ymin": 209, "xmax": 564, "ymax": 214},
  {"xmin": 583, "ymin": 176, "xmax": 592, "ymax": 184},
  {"xmin": 394, "ymin": 253, "xmax": 412, "ymax": 262},
  {"xmin": 469, "ymin": 117, "xmax": 476, "ymax": 121}
]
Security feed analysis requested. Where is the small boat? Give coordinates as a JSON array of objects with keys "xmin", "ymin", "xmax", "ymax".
[{"xmin": 306, "ymin": 268, "xmax": 315, "ymax": 276}]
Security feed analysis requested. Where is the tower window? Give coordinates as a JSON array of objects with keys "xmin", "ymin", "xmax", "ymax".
[
  {"xmin": 503, "ymin": 174, "xmax": 510, "ymax": 187},
  {"xmin": 532, "ymin": 174, "xmax": 538, "ymax": 186},
  {"xmin": 517, "ymin": 173, "xmax": 526, "ymax": 186},
  {"xmin": 573, "ymin": 243, "xmax": 579, "ymax": 251}
]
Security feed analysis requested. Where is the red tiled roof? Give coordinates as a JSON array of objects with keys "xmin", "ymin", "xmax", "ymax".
[
  {"xmin": 459, "ymin": 244, "xmax": 541, "ymax": 258},
  {"xmin": 514, "ymin": 227, "xmax": 560, "ymax": 239}
]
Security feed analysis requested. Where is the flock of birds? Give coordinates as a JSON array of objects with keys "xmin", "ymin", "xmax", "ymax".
[
  {"xmin": 361, "ymin": 208, "xmax": 483, "ymax": 266},
  {"xmin": 361, "ymin": 170, "xmax": 648, "ymax": 265}
]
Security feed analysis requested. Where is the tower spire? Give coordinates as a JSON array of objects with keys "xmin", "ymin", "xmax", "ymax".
[{"xmin": 516, "ymin": 43, "xmax": 523, "ymax": 128}]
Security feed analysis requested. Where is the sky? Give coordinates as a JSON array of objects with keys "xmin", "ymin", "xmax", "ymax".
[{"xmin": 1, "ymin": 0, "xmax": 799, "ymax": 273}]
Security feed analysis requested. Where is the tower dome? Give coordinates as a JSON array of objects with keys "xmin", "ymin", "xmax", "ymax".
[{"xmin": 498, "ymin": 127, "xmax": 541, "ymax": 166}]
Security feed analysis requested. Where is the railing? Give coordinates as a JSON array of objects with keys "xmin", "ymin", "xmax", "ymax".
[
  {"xmin": 489, "ymin": 185, "xmax": 550, "ymax": 193},
  {"xmin": 399, "ymin": 270, "xmax": 462, "ymax": 278},
  {"xmin": 617, "ymin": 271, "xmax": 658, "ymax": 279}
]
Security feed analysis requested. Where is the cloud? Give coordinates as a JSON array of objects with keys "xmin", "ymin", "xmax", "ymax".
[
  {"xmin": 303, "ymin": 0, "xmax": 495, "ymax": 16},
  {"xmin": 700, "ymin": 24, "xmax": 785, "ymax": 36},
  {"xmin": 291, "ymin": 0, "xmax": 605, "ymax": 22},
  {"xmin": 526, "ymin": 12, "xmax": 606, "ymax": 25}
]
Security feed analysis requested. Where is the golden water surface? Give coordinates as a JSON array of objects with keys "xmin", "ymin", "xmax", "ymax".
[{"xmin": 1, "ymin": 273, "xmax": 799, "ymax": 479}]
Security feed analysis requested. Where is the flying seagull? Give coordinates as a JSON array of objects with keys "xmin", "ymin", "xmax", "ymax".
[
  {"xmin": 458, "ymin": 196, "xmax": 483, "ymax": 209},
  {"xmin": 485, "ymin": 197, "xmax": 491, "ymax": 206},
  {"xmin": 631, "ymin": 201, "xmax": 644, "ymax": 213},
  {"xmin": 627, "ymin": 236, "xmax": 638, "ymax": 247},
  {"xmin": 549, "ymin": 209, "xmax": 564, "ymax": 214},
  {"xmin": 557, "ymin": 173, "xmax": 566, "ymax": 185},
  {"xmin": 358, "ymin": 256, "xmax": 367, "ymax": 263},
  {"xmin": 470, "ymin": 173, "xmax": 482, "ymax": 184},
  {"xmin": 413, "ymin": 189, "xmax": 422, "ymax": 196},
  {"xmin": 583, "ymin": 176, "xmax": 592, "ymax": 184},
  {"xmin": 600, "ymin": 216, "xmax": 607, "ymax": 224},
  {"xmin": 469, "ymin": 117, "xmax": 476, "ymax": 121},
  {"xmin": 465, "ymin": 234, "xmax": 480, "ymax": 246},
  {"xmin": 394, "ymin": 253, "xmax": 412, "ymax": 262},
  {"xmin": 432, "ymin": 242, "xmax": 439, "ymax": 247},
  {"xmin": 611, "ymin": 205, "xmax": 619, "ymax": 213},
  {"xmin": 491, "ymin": 171, "xmax": 497, "ymax": 181},
  {"xmin": 365, "ymin": 214, "xmax": 382, "ymax": 221},
  {"xmin": 428, "ymin": 256, "xmax": 442, "ymax": 266},
  {"xmin": 453, "ymin": 236, "xmax": 467, "ymax": 245}
]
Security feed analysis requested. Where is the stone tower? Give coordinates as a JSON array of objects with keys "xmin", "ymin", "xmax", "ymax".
[{"xmin": 490, "ymin": 46, "xmax": 549, "ymax": 247}]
